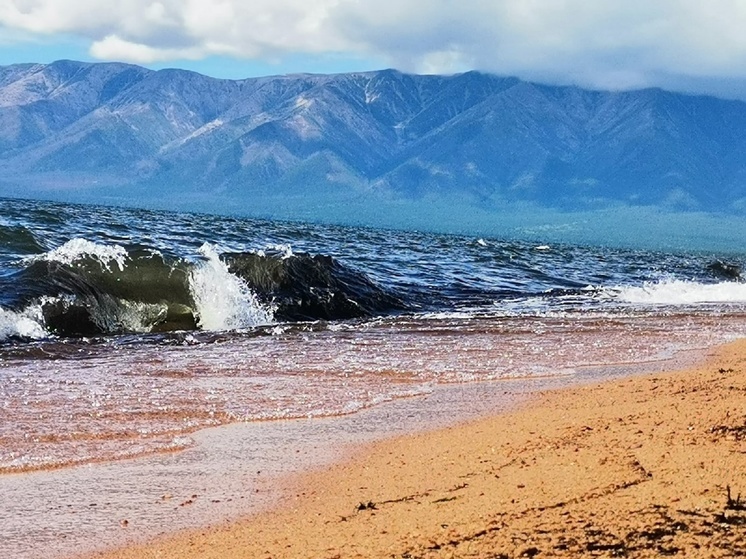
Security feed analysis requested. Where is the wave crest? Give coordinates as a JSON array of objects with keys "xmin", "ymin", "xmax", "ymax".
[
  {"xmin": 611, "ymin": 279, "xmax": 746, "ymax": 305},
  {"xmin": 1, "ymin": 238, "xmax": 405, "ymax": 339},
  {"xmin": 29, "ymin": 238, "xmax": 129, "ymax": 271},
  {"xmin": 0, "ymin": 305, "xmax": 48, "ymax": 341},
  {"xmin": 190, "ymin": 243, "xmax": 274, "ymax": 330}
]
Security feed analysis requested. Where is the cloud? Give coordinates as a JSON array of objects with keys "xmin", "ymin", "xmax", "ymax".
[
  {"xmin": 332, "ymin": 0, "xmax": 746, "ymax": 91},
  {"xmin": 89, "ymin": 34, "xmax": 203, "ymax": 64},
  {"xmin": 3, "ymin": 0, "xmax": 746, "ymax": 96}
]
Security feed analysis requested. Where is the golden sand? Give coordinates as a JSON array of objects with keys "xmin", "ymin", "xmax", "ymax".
[{"xmin": 85, "ymin": 340, "xmax": 746, "ymax": 558}]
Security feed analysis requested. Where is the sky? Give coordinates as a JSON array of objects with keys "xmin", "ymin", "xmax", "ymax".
[{"xmin": 2, "ymin": 0, "xmax": 746, "ymax": 100}]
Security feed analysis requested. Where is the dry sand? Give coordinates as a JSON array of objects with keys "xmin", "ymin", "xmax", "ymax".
[{"xmin": 85, "ymin": 340, "xmax": 746, "ymax": 558}]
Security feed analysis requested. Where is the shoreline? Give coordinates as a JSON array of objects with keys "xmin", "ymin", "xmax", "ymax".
[
  {"xmin": 4, "ymin": 370, "xmax": 593, "ymax": 559},
  {"xmin": 75, "ymin": 340, "xmax": 746, "ymax": 558}
]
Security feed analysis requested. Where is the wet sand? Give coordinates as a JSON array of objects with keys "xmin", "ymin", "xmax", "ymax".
[{"xmin": 82, "ymin": 339, "xmax": 746, "ymax": 559}]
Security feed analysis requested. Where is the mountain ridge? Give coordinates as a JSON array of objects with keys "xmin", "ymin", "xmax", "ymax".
[{"xmin": 1, "ymin": 59, "xmax": 745, "ymax": 219}]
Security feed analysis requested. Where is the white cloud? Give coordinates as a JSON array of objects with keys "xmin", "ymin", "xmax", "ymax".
[
  {"xmin": 2, "ymin": 0, "xmax": 746, "ymax": 96},
  {"xmin": 89, "ymin": 34, "xmax": 203, "ymax": 64}
]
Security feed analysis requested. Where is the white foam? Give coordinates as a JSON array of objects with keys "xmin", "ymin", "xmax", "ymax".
[
  {"xmin": 268, "ymin": 244, "xmax": 294, "ymax": 259},
  {"xmin": 254, "ymin": 244, "xmax": 294, "ymax": 259},
  {"xmin": 611, "ymin": 279, "xmax": 746, "ymax": 305},
  {"xmin": 31, "ymin": 238, "xmax": 128, "ymax": 271},
  {"xmin": 0, "ymin": 305, "xmax": 48, "ymax": 341},
  {"xmin": 189, "ymin": 243, "xmax": 274, "ymax": 331}
]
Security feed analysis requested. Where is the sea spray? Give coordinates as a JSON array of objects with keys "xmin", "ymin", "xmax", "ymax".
[
  {"xmin": 254, "ymin": 244, "xmax": 294, "ymax": 259},
  {"xmin": 189, "ymin": 243, "xmax": 274, "ymax": 331},
  {"xmin": 29, "ymin": 238, "xmax": 128, "ymax": 271},
  {"xmin": 612, "ymin": 279, "xmax": 746, "ymax": 305},
  {"xmin": 0, "ymin": 305, "xmax": 47, "ymax": 341}
]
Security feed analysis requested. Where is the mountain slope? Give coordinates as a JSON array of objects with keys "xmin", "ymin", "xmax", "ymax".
[{"xmin": 1, "ymin": 60, "xmax": 745, "ymax": 215}]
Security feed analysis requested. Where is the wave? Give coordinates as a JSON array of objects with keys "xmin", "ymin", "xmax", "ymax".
[
  {"xmin": 223, "ymin": 250, "xmax": 407, "ymax": 321},
  {"xmin": 610, "ymin": 279, "xmax": 746, "ymax": 305},
  {"xmin": 6, "ymin": 234, "xmax": 738, "ymax": 343},
  {"xmin": 0, "ymin": 305, "xmax": 47, "ymax": 341},
  {"xmin": 190, "ymin": 243, "xmax": 274, "ymax": 330},
  {"xmin": 707, "ymin": 260, "xmax": 742, "ymax": 281},
  {"xmin": 27, "ymin": 238, "xmax": 129, "ymax": 270},
  {"xmin": 0, "ymin": 238, "xmax": 406, "ymax": 340},
  {"xmin": 0, "ymin": 224, "xmax": 46, "ymax": 255}
]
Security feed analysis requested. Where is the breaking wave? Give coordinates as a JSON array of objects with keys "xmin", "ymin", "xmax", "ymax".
[
  {"xmin": 0, "ymin": 237, "xmax": 405, "ymax": 340},
  {"xmin": 610, "ymin": 279, "xmax": 746, "ymax": 305},
  {"xmin": 0, "ymin": 305, "xmax": 47, "ymax": 340},
  {"xmin": 27, "ymin": 238, "xmax": 129, "ymax": 271},
  {"xmin": 1, "ymin": 221, "xmax": 742, "ymax": 343},
  {"xmin": 190, "ymin": 243, "xmax": 274, "ymax": 330}
]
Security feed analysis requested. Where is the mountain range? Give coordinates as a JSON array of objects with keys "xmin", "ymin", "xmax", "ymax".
[{"xmin": 1, "ymin": 59, "xmax": 745, "ymax": 224}]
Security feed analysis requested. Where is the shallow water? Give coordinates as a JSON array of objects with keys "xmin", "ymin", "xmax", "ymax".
[{"xmin": 3, "ymin": 310, "xmax": 746, "ymax": 474}]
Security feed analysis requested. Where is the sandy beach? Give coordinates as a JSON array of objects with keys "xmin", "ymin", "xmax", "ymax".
[{"xmin": 81, "ymin": 340, "xmax": 746, "ymax": 558}]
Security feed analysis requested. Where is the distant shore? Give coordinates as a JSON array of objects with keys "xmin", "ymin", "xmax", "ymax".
[{"xmin": 82, "ymin": 339, "xmax": 746, "ymax": 558}]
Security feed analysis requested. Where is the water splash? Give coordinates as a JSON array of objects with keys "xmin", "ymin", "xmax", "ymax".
[
  {"xmin": 189, "ymin": 243, "xmax": 274, "ymax": 331},
  {"xmin": 254, "ymin": 243, "xmax": 294, "ymax": 259},
  {"xmin": 30, "ymin": 238, "xmax": 128, "ymax": 271},
  {"xmin": 612, "ymin": 279, "xmax": 746, "ymax": 305},
  {"xmin": 0, "ymin": 305, "xmax": 48, "ymax": 341}
]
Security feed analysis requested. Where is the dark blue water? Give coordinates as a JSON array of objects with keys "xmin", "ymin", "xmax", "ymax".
[{"xmin": 1, "ymin": 197, "xmax": 743, "ymax": 343}]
